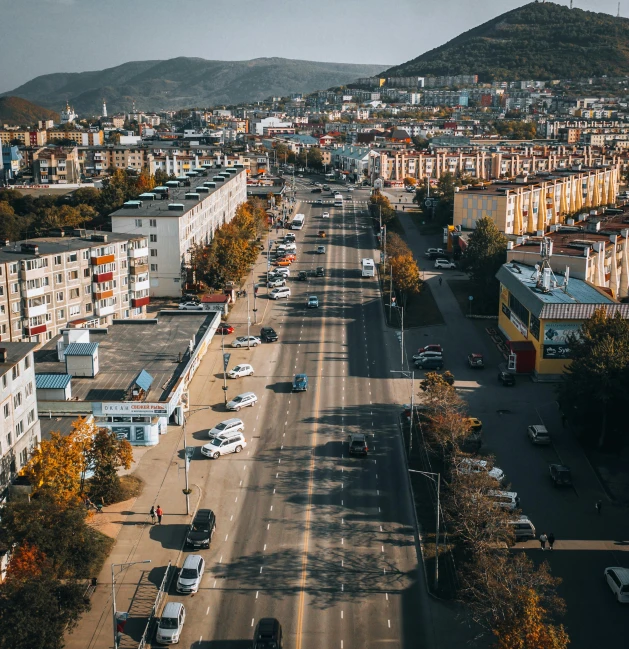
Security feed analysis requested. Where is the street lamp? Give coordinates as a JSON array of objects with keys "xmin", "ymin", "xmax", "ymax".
[
  {"xmin": 387, "ymin": 302, "xmax": 404, "ymax": 369},
  {"xmin": 391, "ymin": 370, "xmax": 414, "ymax": 454},
  {"xmin": 408, "ymin": 469, "xmax": 440, "ymax": 591},
  {"xmin": 112, "ymin": 560, "xmax": 151, "ymax": 649}
]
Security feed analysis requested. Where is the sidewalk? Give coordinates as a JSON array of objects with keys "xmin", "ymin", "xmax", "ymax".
[{"xmin": 67, "ymin": 240, "xmax": 277, "ymax": 649}]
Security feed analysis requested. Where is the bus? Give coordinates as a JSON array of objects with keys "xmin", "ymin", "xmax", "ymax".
[
  {"xmin": 361, "ymin": 258, "xmax": 375, "ymax": 277},
  {"xmin": 325, "ymin": 173, "xmax": 335, "ymax": 181},
  {"xmin": 334, "ymin": 193, "xmax": 343, "ymax": 207},
  {"xmin": 291, "ymin": 214, "xmax": 305, "ymax": 230}
]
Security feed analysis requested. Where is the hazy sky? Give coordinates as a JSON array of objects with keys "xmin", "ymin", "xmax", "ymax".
[{"xmin": 0, "ymin": 0, "xmax": 619, "ymax": 93}]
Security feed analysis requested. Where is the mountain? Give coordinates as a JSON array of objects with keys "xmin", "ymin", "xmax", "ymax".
[
  {"xmin": 384, "ymin": 2, "xmax": 629, "ymax": 81},
  {"xmin": 0, "ymin": 96, "xmax": 59, "ymax": 126},
  {"xmin": 2, "ymin": 57, "xmax": 386, "ymax": 115}
]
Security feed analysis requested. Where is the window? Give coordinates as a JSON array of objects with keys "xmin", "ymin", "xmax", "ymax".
[
  {"xmin": 124, "ymin": 310, "xmax": 130, "ymax": 318},
  {"xmin": 56, "ymin": 291, "xmax": 64, "ymax": 302},
  {"xmin": 13, "ymin": 392, "xmax": 22, "ymax": 409},
  {"xmin": 67, "ymin": 253, "xmax": 78, "ymax": 263},
  {"xmin": 149, "ymin": 219, "xmax": 157, "ymax": 227},
  {"xmin": 67, "ymin": 270, "xmax": 79, "ymax": 281},
  {"xmin": 150, "ymin": 264, "xmax": 158, "ymax": 272},
  {"xmin": 84, "ymin": 268, "xmax": 91, "ymax": 278},
  {"xmin": 82, "ymin": 250, "xmax": 90, "ymax": 260},
  {"xmin": 85, "ymin": 303, "xmax": 92, "ymax": 313},
  {"xmin": 69, "ymin": 305, "xmax": 81, "ymax": 316},
  {"xmin": 10, "ymin": 283, "xmax": 18, "ymax": 294},
  {"xmin": 508, "ymin": 293, "xmax": 530, "ymax": 327},
  {"xmin": 150, "ymin": 234, "xmax": 157, "ymax": 243},
  {"xmin": 0, "ymin": 286, "xmax": 4, "ymax": 296},
  {"xmin": 122, "ymin": 277, "xmax": 128, "ymax": 286},
  {"xmin": 27, "ymin": 409, "xmax": 35, "ymax": 425},
  {"xmin": 0, "ymin": 305, "xmax": 4, "ymax": 315},
  {"xmin": 120, "ymin": 243, "xmax": 127, "ymax": 253},
  {"xmin": 24, "ymin": 354, "xmax": 30, "ymax": 370},
  {"xmin": 150, "ymin": 249, "xmax": 157, "ymax": 257},
  {"xmin": 25, "ymin": 382, "xmax": 33, "ymax": 398},
  {"xmin": 135, "ymin": 219, "xmax": 143, "ymax": 227},
  {"xmin": 12, "ymin": 365, "xmax": 20, "ymax": 380},
  {"xmin": 54, "ymin": 255, "xmax": 62, "ymax": 265},
  {"xmin": 9, "ymin": 263, "xmax": 17, "ymax": 275},
  {"xmin": 2, "ymin": 375, "xmax": 6, "ymax": 389},
  {"xmin": 11, "ymin": 303, "xmax": 19, "ymax": 314},
  {"xmin": 5, "ymin": 433, "xmax": 11, "ymax": 449},
  {"xmin": 84, "ymin": 285, "xmax": 92, "ymax": 295},
  {"xmin": 55, "ymin": 273, "xmax": 63, "ymax": 284},
  {"xmin": 3, "ymin": 403, "xmax": 9, "ymax": 419},
  {"xmin": 69, "ymin": 288, "xmax": 80, "ymax": 299},
  {"xmin": 15, "ymin": 420, "xmax": 23, "ymax": 437},
  {"xmin": 57, "ymin": 309, "xmax": 65, "ymax": 319}
]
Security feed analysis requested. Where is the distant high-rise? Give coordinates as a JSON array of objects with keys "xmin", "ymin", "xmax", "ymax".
[{"xmin": 102, "ymin": 99, "xmax": 107, "ymax": 118}]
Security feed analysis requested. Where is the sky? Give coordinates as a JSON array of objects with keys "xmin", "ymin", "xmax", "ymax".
[{"xmin": 0, "ymin": 0, "xmax": 620, "ymax": 93}]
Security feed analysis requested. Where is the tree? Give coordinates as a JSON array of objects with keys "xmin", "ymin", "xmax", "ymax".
[
  {"xmin": 386, "ymin": 232, "xmax": 412, "ymax": 259},
  {"xmin": 404, "ymin": 177, "xmax": 417, "ymax": 187},
  {"xmin": 6, "ymin": 542, "xmax": 47, "ymax": 581},
  {"xmin": 460, "ymin": 216, "xmax": 507, "ymax": 306},
  {"xmin": 87, "ymin": 428, "xmax": 133, "ymax": 504},
  {"xmin": 154, "ymin": 169, "xmax": 173, "ymax": 185},
  {"xmin": 0, "ymin": 201, "xmax": 23, "ymax": 241},
  {"xmin": 370, "ymin": 190, "xmax": 396, "ymax": 225},
  {"xmin": 390, "ymin": 252, "xmax": 421, "ymax": 307},
  {"xmin": 559, "ymin": 309, "xmax": 629, "ymax": 449}
]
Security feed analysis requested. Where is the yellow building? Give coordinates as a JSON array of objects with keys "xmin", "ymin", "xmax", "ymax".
[{"xmin": 496, "ymin": 262, "xmax": 629, "ymax": 379}]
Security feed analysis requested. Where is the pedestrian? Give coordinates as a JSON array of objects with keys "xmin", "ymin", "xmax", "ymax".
[
  {"xmin": 596, "ymin": 500, "xmax": 602, "ymax": 515},
  {"xmin": 150, "ymin": 506, "xmax": 156, "ymax": 525},
  {"xmin": 156, "ymin": 505, "xmax": 163, "ymax": 525},
  {"xmin": 439, "ymin": 277, "xmax": 443, "ymax": 286},
  {"xmin": 547, "ymin": 532, "xmax": 555, "ymax": 550},
  {"xmin": 539, "ymin": 532, "xmax": 548, "ymax": 550}
]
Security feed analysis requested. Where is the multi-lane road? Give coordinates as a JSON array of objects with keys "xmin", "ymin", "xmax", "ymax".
[{"xmin": 170, "ymin": 187, "xmax": 431, "ymax": 648}]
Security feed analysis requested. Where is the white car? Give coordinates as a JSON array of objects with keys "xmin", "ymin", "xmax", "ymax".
[
  {"xmin": 156, "ymin": 602, "xmax": 186, "ymax": 645},
  {"xmin": 488, "ymin": 490, "xmax": 520, "ymax": 511},
  {"xmin": 228, "ymin": 364, "xmax": 254, "ymax": 379},
  {"xmin": 322, "ymin": 212, "xmax": 330, "ymax": 218},
  {"xmin": 284, "ymin": 243, "xmax": 296, "ymax": 252},
  {"xmin": 178, "ymin": 302, "xmax": 204, "ymax": 310},
  {"xmin": 208, "ymin": 418, "xmax": 244, "ymax": 438},
  {"xmin": 226, "ymin": 391, "xmax": 258, "ymax": 411},
  {"xmin": 604, "ymin": 567, "xmax": 629, "ymax": 603},
  {"xmin": 457, "ymin": 458, "xmax": 505, "ymax": 483},
  {"xmin": 231, "ymin": 336, "xmax": 261, "ymax": 348},
  {"xmin": 434, "ymin": 259, "xmax": 456, "ymax": 269},
  {"xmin": 201, "ymin": 432, "xmax": 247, "ymax": 459},
  {"xmin": 347, "ymin": 187, "xmax": 354, "ymax": 192},
  {"xmin": 267, "ymin": 278, "xmax": 286, "ymax": 288},
  {"xmin": 270, "ymin": 287, "xmax": 291, "ymax": 300},
  {"xmin": 273, "ymin": 267, "xmax": 290, "ymax": 277}
]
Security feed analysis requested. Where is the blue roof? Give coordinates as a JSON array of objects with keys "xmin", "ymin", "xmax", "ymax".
[
  {"xmin": 35, "ymin": 374, "xmax": 72, "ymax": 390},
  {"xmin": 64, "ymin": 342, "xmax": 99, "ymax": 356},
  {"xmin": 133, "ymin": 369, "xmax": 154, "ymax": 392}
]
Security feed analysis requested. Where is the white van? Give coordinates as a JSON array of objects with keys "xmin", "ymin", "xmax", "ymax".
[
  {"xmin": 508, "ymin": 515, "xmax": 536, "ymax": 542},
  {"xmin": 176, "ymin": 554, "xmax": 205, "ymax": 594},
  {"xmin": 270, "ymin": 287, "xmax": 291, "ymax": 300},
  {"xmin": 156, "ymin": 602, "xmax": 186, "ymax": 644}
]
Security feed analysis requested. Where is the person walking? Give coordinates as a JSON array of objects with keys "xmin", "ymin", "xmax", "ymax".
[
  {"xmin": 439, "ymin": 277, "xmax": 443, "ymax": 286},
  {"xmin": 596, "ymin": 500, "xmax": 603, "ymax": 515},
  {"xmin": 156, "ymin": 505, "xmax": 163, "ymax": 525},
  {"xmin": 547, "ymin": 532, "xmax": 555, "ymax": 551},
  {"xmin": 539, "ymin": 532, "xmax": 548, "ymax": 550},
  {"xmin": 149, "ymin": 506, "xmax": 156, "ymax": 525}
]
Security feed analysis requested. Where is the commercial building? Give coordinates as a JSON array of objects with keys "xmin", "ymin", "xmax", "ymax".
[
  {"xmin": 34, "ymin": 312, "xmax": 220, "ymax": 445},
  {"xmin": 110, "ymin": 167, "xmax": 247, "ymax": 297},
  {"xmin": 32, "ymin": 146, "xmax": 81, "ymax": 184},
  {"xmin": 453, "ymin": 167, "xmax": 619, "ymax": 234},
  {"xmin": 496, "ymin": 261, "xmax": 629, "ymax": 379},
  {"xmin": 0, "ymin": 231, "xmax": 150, "ymax": 344},
  {"xmin": 0, "ymin": 343, "xmax": 41, "ymax": 497}
]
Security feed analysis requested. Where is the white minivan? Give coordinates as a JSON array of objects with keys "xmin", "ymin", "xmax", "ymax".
[
  {"xmin": 176, "ymin": 554, "xmax": 205, "ymax": 594},
  {"xmin": 270, "ymin": 287, "xmax": 291, "ymax": 300},
  {"xmin": 156, "ymin": 602, "xmax": 186, "ymax": 644}
]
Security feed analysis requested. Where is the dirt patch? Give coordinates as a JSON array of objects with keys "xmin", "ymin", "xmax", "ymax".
[{"xmin": 119, "ymin": 474, "xmax": 144, "ymax": 500}]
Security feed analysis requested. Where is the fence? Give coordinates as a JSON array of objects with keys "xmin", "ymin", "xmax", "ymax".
[{"xmin": 137, "ymin": 560, "xmax": 171, "ymax": 649}]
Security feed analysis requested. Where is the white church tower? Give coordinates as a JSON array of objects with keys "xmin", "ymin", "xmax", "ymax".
[
  {"xmin": 102, "ymin": 98, "xmax": 107, "ymax": 118},
  {"xmin": 60, "ymin": 101, "xmax": 77, "ymax": 125}
]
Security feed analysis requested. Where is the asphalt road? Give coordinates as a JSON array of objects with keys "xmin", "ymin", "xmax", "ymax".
[{"xmin": 164, "ymin": 182, "xmax": 430, "ymax": 648}]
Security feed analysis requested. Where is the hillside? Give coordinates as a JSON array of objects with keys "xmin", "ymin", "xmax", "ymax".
[
  {"xmin": 2, "ymin": 57, "xmax": 385, "ymax": 115},
  {"xmin": 384, "ymin": 2, "xmax": 629, "ymax": 81},
  {"xmin": 0, "ymin": 96, "xmax": 59, "ymax": 126}
]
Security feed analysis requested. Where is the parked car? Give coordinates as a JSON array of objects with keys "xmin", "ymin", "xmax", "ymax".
[
  {"xmin": 178, "ymin": 302, "xmax": 204, "ymax": 311},
  {"xmin": 208, "ymin": 418, "xmax": 244, "ymax": 439},
  {"xmin": 488, "ymin": 490, "xmax": 520, "ymax": 511},
  {"xmin": 216, "ymin": 324, "xmax": 234, "ymax": 335},
  {"xmin": 509, "ymin": 515, "xmax": 536, "ymax": 542},
  {"xmin": 292, "ymin": 374, "xmax": 308, "ymax": 391},
  {"xmin": 318, "ymin": 230, "xmax": 326, "ymax": 238},
  {"xmin": 412, "ymin": 350, "xmax": 443, "ymax": 362},
  {"xmin": 260, "ymin": 327, "xmax": 278, "ymax": 342},
  {"xmin": 267, "ymin": 278, "xmax": 286, "ymax": 288},
  {"xmin": 604, "ymin": 567, "xmax": 629, "ymax": 603},
  {"xmin": 457, "ymin": 458, "xmax": 505, "ymax": 482},
  {"xmin": 498, "ymin": 370, "xmax": 516, "ymax": 386},
  {"xmin": 348, "ymin": 433, "xmax": 369, "ymax": 456},
  {"xmin": 307, "ymin": 296, "xmax": 319, "ymax": 308},
  {"xmin": 284, "ymin": 233, "xmax": 295, "ymax": 243},
  {"xmin": 316, "ymin": 245, "xmax": 326, "ymax": 254},
  {"xmin": 418, "ymin": 344, "xmax": 442, "ymax": 354},
  {"xmin": 201, "ymin": 432, "xmax": 247, "ymax": 458},
  {"xmin": 322, "ymin": 212, "xmax": 330, "ymax": 218},
  {"xmin": 156, "ymin": 602, "xmax": 186, "ymax": 645},
  {"xmin": 176, "ymin": 554, "xmax": 205, "ymax": 594},
  {"xmin": 228, "ymin": 364, "xmax": 254, "ymax": 379},
  {"xmin": 185, "ymin": 509, "xmax": 216, "ymax": 549},
  {"xmin": 274, "ymin": 259, "xmax": 292, "ymax": 267},
  {"xmin": 231, "ymin": 336, "xmax": 261, "ymax": 348},
  {"xmin": 315, "ymin": 267, "xmax": 325, "ymax": 277},
  {"xmin": 468, "ymin": 353, "xmax": 484, "ymax": 368},
  {"xmin": 253, "ymin": 618, "xmax": 283, "ymax": 649},
  {"xmin": 273, "ymin": 268, "xmax": 290, "ymax": 277},
  {"xmin": 414, "ymin": 356, "xmax": 444, "ymax": 370},
  {"xmin": 465, "ymin": 417, "xmax": 483, "ymax": 433},
  {"xmin": 226, "ymin": 392, "xmax": 258, "ymax": 411},
  {"xmin": 425, "ymin": 248, "xmax": 445, "ymax": 259},
  {"xmin": 270, "ymin": 287, "xmax": 291, "ymax": 300},
  {"xmin": 549, "ymin": 463, "xmax": 572, "ymax": 486},
  {"xmin": 527, "ymin": 424, "xmax": 551, "ymax": 445},
  {"xmin": 435, "ymin": 259, "xmax": 456, "ymax": 269}
]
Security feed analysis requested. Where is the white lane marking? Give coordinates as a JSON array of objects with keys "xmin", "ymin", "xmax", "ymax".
[
  {"xmin": 267, "ymin": 523, "xmax": 270, "ymax": 530},
  {"xmin": 341, "ymin": 538, "xmax": 344, "ymax": 545},
  {"xmin": 264, "ymin": 544, "xmax": 267, "ymax": 551},
  {"xmin": 382, "ymin": 545, "xmax": 385, "ymax": 553},
  {"xmin": 276, "ymin": 472, "xmax": 279, "ymax": 478},
  {"xmin": 380, "ymin": 525, "xmax": 383, "ymax": 532},
  {"xmin": 256, "ymin": 591, "xmax": 259, "ymax": 599},
  {"xmin": 273, "ymin": 488, "xmax": 276, "ymax": 494},
  {"xmin": 278, "ymin": 459, "xmax": 281, "ymax": 464},
  {"xmin": 341, "ymin": 611, "xmax": 344, "ymax": 619},
  {"xmin": 235, "ymin": 496, "xmax": 238, "ymax": 502},
  {"xmin": 225, "ymin": 534, "xmax": 229, "ymax": 541},
  {"xmin": 200, "ymin": 636, "xmax": 203, "ymax": 643},
  {"xmin": 270, "ymin": 505, "xmax": 273, "ymax": 511},
  {"xmin": 252, "ymin": 618, "xmax": 255, "ymax": 627},
  {"xmin": 240, "ymin": 480, "xmax": 243, "ymax": 486},
  {"xmin": 213, "ymin": 579, "xmax": 217, "ymax": 588},
  {"xmin": 260, "ymin": 566, "xmax": 263, "ymax": 574},
  {"xmin": 388, "ymin": 620, "xmax": 391, "ymax": 628},
  {"xmin": 230, "ymin": 515, "xmax": 233, "ymax": 521},
  {"xmin": 386, "ymin": 593, "xmax": 389, "ymax": 601},
  {"xmin": 219, "ymin": 556, "xmax": 223, "ymax": 563},
  {"xmin": 206, "ymin": 607, "xmax": 210, "ymax": 615}
]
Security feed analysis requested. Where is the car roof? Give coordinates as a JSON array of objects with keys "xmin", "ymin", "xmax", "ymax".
[
  {"xmin": 530, "ymin": 425, "xmax": 548, "ymax": 433},
  {"xmin": 350, "ymin": 433, "xmax": 366, "ymax": 440},
  {"xmin": 237, "ymin": 392, "xmax": 255, "ymax": 398},
  {"xmin": 256, "ymin": 617, "xmax": 280, "ymax": 636},
  {"xmin": 194, "ymin": 509, "xmax": 215, "ymax": 521},
  {"xmin": 607, "ymin": 567, "xmax": 629, "ymax": 583},
  {"xmin": 162, "ymin": 601, "xmax": 184, "ymax": 617},
  {"xmin": 550, "ymin": 463, "xmax": 570, "ymax": 471},
  {"xmin": 262, "ymin": 327, "xmax": 275, "ymax": 331},
  {"xmin": 217, "ymin": 418, "xmax": 242, "ymax": 426},
  {"xmin": 295, "ymin": 373, "xmax": 308, "ymax": 379},
  {"xmin": 470, "ymin": 353, "xmax": 483, "ymax": 357}
]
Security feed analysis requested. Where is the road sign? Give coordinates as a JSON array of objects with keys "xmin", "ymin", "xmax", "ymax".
[
  {"xmin": 223, "ymin": 353, "xmax": 230, "ymax": 371},
  {"xmin": 185, "ymin": 446, "xmax": 194, "ymax": 459},
  {"xmin": 424, "ymin": 198, "xmax": 433, "ymax": 208}
]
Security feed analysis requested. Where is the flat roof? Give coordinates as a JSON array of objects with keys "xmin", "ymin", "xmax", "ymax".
[
  {"xmin": 0, "ymin": 343, "xmax": 37, "ymax": 377},
  {"xmin": 110, "ymin": 168, "xmax": 246, "ymax": 220},
  {"xmin": 34, "ymin": 313, "xmax": 218, "ymax": 404}
]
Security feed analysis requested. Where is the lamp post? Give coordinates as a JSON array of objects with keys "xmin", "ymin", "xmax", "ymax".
[
  {"xmin": 391, "ymin": 370, "xmax": 414, "ymax": 454},
  {"xmin": 408, "ymin": 469, "xmax": 440, "ymax": 590},
  {"xmin": 112, "ymin": 560, "xmax": 151, "ymax": 649},
  {"xmin": 247, "ymin": 292, "xmax": 251, "ymax": 349},
  {"xmin": 387, "ymin": 302, "xmax": 405, "ymax": 369},
  {"xmin": 252, "ymin": 282, "xmax": 258, "ymax": 325}
]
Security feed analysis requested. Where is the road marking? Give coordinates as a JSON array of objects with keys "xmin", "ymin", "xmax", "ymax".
[
  {"xmin": 230, "ymin": 515, "xmax": 233, "ymax": 521},
  {"xmin": 276, "ymin": 472, "xmax": 279, "ymax": 478},
  {"xmin": 341, "ymin": 611, "xmax": 344, "ymax": 619},
  {"xmin": 380, "ymin": 525, "xmax": 383, "ymax": 532},
  {"xmin": 199, "ymin": 636, "xmax": 202, "ymax": 642},
  {"xmin": 206, "ymin": 607, "xmax": 210, "ymax": 615},
  {"xmin": 225, "ymin": 534, "xmax": 229, "ymax": 541},
  {"xmin": 252, "ymin": 618, "xmax": 255, "ymax": 627},
  {"xmin": 341, "ymin": 537, "xmax": 344, "ymax": 545},
  {"xmin": 219, "ymin": 556, "xmax": 223, "ymax": 563},
  {"xmin": 260, "ymin": 566, "xmax": 263, "ymax": 574},
  {"xmin": 388, "ymin": 620, "xmax": 391, "ymax": 628},
  {"xmin": 382, "ymin": 545, "xmax": 385, "ymax": 553},
  {"xmin": 267, "ymin": 523, "xmax": 270, "ymax": 530},
  {"xmin": 264, "ymin": 544, "xmax": 267, "ymax": 551},
  {"xmin": 270, "ymin": 505, "xmax": 273, "ymax": 511},
  {"xmin": 240, "ymin": 480, "xmax": 243, "ymax": 486},
  {"xmin": 213, "ymin": 579, "xmax": 217, "ymax": 588},
  {"xmin": 386, "ymin": 592, "xmax": 389, "ymax": 601},
  {"xmin": 256, "ymin": 591, "xmax": 259, "ymax": 599},
  {"xmin": 278, "ymin": 459, "xmax": 281, "ymax": 464},
  {"xmin": 235, "ymin": 496, "xmax": 238, "ymax": 502}
]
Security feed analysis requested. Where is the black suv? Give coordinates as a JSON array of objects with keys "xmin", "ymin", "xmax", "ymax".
[
  {"xmin": 186, "ymin": 509, "xmax": 216, "ymax": 549},
  {"xmin": 253, "ymin": 618, "xmax": 283, "ymax": 649},
  {"xmin": 549, "ymin": 464, "xmax": 572, "ymax": 487},
  {"xmin": 498, "ymin": 370, "xmax": 515, "ymax": 386},
  {"xmin": 315, "ymin": 267, "xmax": 325, "ymax": 277},
  {"xmin": 260, "ymin": 327, "xmax": 278, "ymax": 342},
  {"xmin": 348, "ymin": 433, "xmax": 368, "ymax": 456}
]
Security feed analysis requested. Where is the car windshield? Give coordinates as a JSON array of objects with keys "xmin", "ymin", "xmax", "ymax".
[
  {"xmin": 233, "ymin": 366, "xmax": 242, "ymax": 372},
  {"xmin": 232, "ymin": 397, "xmax": 242, "ymax": 403},
  {"xmin": 351, "ymin": 441, "xmax": 365, "ymax": 447},
  {"xmin": 160, "ymin": 617, "xmax": 178, "ymax": 630},
  {"xmin": 192, "ymin": 523, "xmax": 209, "ymax": 532},
  {"xmin": 180, "ymin": 568, "xmax": 198, "ymax": 579},
  {"xmin": 210, "ymin": 438, "xmax": 223, "ymax": 447},
  {"xmin": 215, "ymin": 423, "xmax": 227, "ymax": 431}
]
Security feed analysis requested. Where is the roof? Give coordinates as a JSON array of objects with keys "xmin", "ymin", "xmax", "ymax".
[
  {"xmin": 496, "ymin": 262, "xmax": 629, "ymax": 320},
  {"xmin": 0, "ymin": 343, "xmax": 37, "ymax": 376},
  {"xmin": 64, "ymin": 342, "xmax": 99, "ymax": 357},
  {"xmin": 200, "ymin": 294, "xmax": 229, "ymax": 303},
  {"xmin": 35, "ymin": 373, "xmax": 72, "ymax": 390}
]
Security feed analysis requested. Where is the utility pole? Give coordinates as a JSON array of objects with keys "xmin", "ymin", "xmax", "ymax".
[
  {"xmin": 400, "ymin": 305, "xmax": 404, "ymax": 370},
  {"xmin": 408, "ymin": 470, "xmax": 440, "ymax": 590},
  {"xmin": 409, "ymin": 371, "xmax": 415, "ymax": 454},
  {"xmin": 252, "ymin": 282, "xmax": 258, "ymax": 325},
  {"xmin": 389, "ymin": 266, "xmax": 393, "ymax": 322},
  {"xmin": 182, "ymin": 415, "xmax": 190, "ymax": 514},
  {"xmin": 247, "ymin": 292, "xmax": 251, "ymax": 348}
]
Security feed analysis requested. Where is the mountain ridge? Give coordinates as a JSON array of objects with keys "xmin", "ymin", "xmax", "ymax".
[
  {"xmin": 2, "ymin": 57, "xmax": 386, "ymax": 116},
  {"xmin": 0, "ymin": 96, "xmax": 59, "ymax": 126}
]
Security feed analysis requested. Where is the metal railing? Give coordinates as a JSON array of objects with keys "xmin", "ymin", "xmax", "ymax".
[{"xmin": 137, "ymin": 561, "xmax": 171, "ymax": 649}]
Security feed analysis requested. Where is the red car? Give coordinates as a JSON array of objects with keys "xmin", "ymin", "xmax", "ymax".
[
  {"xmin": 217, "ymin": 324, "xmax": 234, "ymax": 335},
  {"xmin": 418, "ymin": 344, "xmax": 442, "ymax": 354}
]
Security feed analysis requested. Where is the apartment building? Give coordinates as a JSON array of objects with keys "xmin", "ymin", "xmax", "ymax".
[
  {"xmin": 0, "ymin": 129, "xmax": 47, "ymax": 146},
  {"xmin": 0, "ymin": 343, "xmax": 40, "ymax": 496},
  {"xmin": 32, "ymin": 146, "xmax": 81, "ymax": 184},
  {"xmin": 110, "ymin": 167, "xmax": 247, "ymax": 297},
  {"xmin": 453, "ymin": 167, "xmax": 619, "ymax": 234},
  {"xmin": 80, "ymin": 145, "xmax": 151, "ymax": 175},
  {"xmin": 0, "ymin": 231, "xmax": 150, "ymax": 344},
  {"xmin": 47, "ymin": 129, "xmax": 104, "ymax": 146}
]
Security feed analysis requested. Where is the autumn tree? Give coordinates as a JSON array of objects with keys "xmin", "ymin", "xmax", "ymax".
[
  {"xmin": 389, "ymin": 252, "xmax": 421, "ymax": 307},
  {"xmin": 403, "ymin": 177, "xmax": 417, "ymax": 187},
  {"xmin": 87, "ymin": 428, "xmax": 133, "ymax": 504},
  {"xmin": 0, "ymin": 201, "xmax": 22, "ymax": 241},
  {"xmin": 370, "ymin": 190, "xmax": 396, "ymax": 225},
  {"xmin": 386, "ymin": 232, "xmax": 412, "ymax": 259},
  {"xmin": 5, "ymin": 542, "xmax": 47, "ymax": 581}
]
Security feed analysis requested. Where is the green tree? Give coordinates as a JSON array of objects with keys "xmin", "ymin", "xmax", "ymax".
[
  {"xmin": 460, "ymin": 216, "xmax": 507, "ymax": 306},
  {"xmin": 0, "ymin": 201, "xmax": 23, "ymax": 241},
  {"xmin": 559, "ymin": 309, "xmax": 629, "ymax": 449},
  {"xmin": 87, "ymin": 428, "xmax": 133, "ymax": 504}
]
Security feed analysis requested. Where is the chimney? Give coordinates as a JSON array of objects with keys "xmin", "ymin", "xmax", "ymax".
[{"xmin": 0, "ymin": 348, "xmax": 7, "ymax": 363}]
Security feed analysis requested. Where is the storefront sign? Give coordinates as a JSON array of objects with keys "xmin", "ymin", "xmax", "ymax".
[
  {"xmin": 99, "ymin": 402, "xmax": 168, "ymax": 415},
  {"xmin": 543, "ymin": 322, "xmax": 581, "ymax": 344},
  {"xmin": 543, "ymin": 344, "xmax": 572, "ymax": 360}
]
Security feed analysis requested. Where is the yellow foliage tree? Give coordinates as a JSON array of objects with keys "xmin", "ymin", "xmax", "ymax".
[
  {"xmin": 6, "ymin": 542, "xmax": 47, "ymax": 581},
  {"xmin": 390, "ymin": 252, "xmax": 421, "ymax": 306}
]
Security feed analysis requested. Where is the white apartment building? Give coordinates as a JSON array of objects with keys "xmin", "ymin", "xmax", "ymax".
[
  {"xmin": 0, "ymin": 231, "xmax": 150, "ymax": 344},
  {"xmin": 0, "ymin": 343, "xmax": 40, "ymax": 497},
  {"xmin": 110, "ymin": 168, "xmax": 247, "ymax": 297}
]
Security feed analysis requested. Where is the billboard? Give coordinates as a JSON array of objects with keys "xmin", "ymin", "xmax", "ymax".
[{"xmin": 542, "ymin": 321, "xmax": 582, "ymax": 360}]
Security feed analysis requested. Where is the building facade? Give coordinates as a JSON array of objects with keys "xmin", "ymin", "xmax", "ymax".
[
  {"xmin": 32, "ymin": 146, "xmax": 81, "ymax": 184},
  {"xmin": 110, "ymin": 168, "xmax": 247, "ymax": 297}
]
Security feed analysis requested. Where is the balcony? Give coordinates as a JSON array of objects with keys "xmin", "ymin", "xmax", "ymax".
[
  {"xmin": 129, "ymin": 246, "xmax": 149, "ymax": 259},
  {"xmin": 19, "ymin": 266, "xmax": 48, "ymax": 282},
  {"xmin": 91, "ymin": 254, "xmax": 115, "ymax": 266},
  {"xmin": 95, "ymin": 303, "xmax": 115, "ymax": 317},
  {"xmin": 24, "ymin": 285, "xmax": 45, "ymax": 299},
  {"xmin": 26, "ymin": 323, "xmax": 47, "ymax": 336},
  {"xmin": 130, "ymin": 279, "xmax": 150, "ymax": 292},
  {"xmin": 24, "ymin": 303, "xmax": 48, "ymax": 318},
  {"xmin": 93, "ymin": 271, "xmax": 114, "ymax": 283},
  {"xmin": 130, "ymin": 263, "xmax": 149, "ymax": 276},
  {"xmin": 94, "ymin": 289, "xmax": 114, "ymax": 301},
  {"xmin": 131, "ymin": 296, "xmax": 150, "ymax": 308}
]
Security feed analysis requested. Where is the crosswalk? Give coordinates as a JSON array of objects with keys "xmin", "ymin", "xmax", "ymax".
[{"xmin": 299, "ymin": 200, "xmax": 370, "ymax": 205}]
